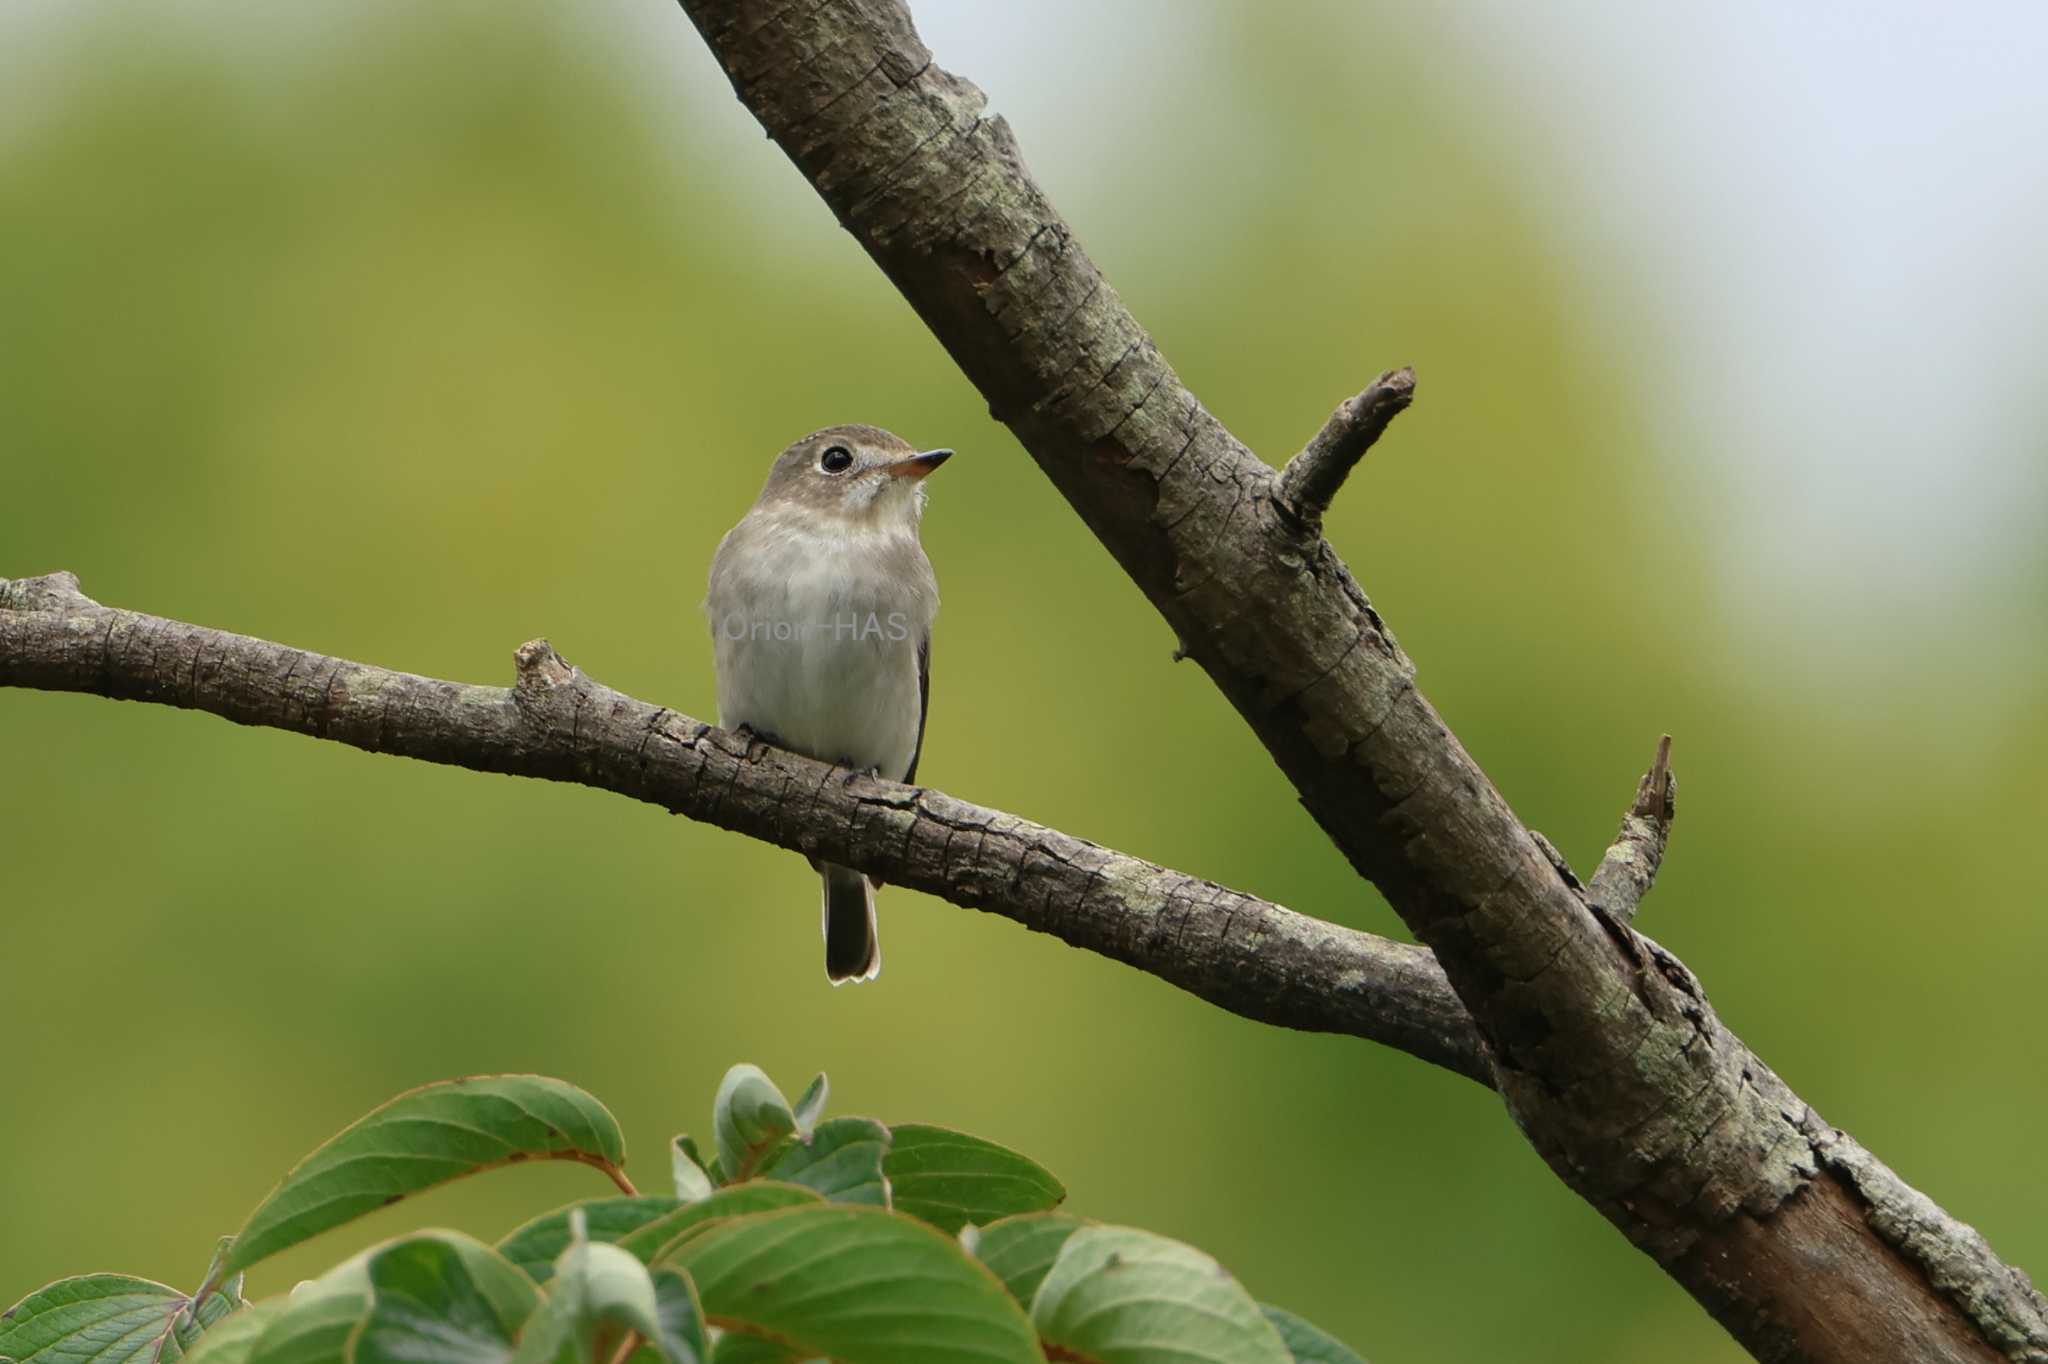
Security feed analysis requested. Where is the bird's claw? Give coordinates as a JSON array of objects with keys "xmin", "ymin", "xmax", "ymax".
[{"xmin": 733, "ymin": 722, "xmax": 775, "ymax": 764}]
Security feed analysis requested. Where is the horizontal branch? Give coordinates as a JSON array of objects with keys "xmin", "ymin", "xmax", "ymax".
[
  {"xmin": 0, "ymin": 572, "xmax": 1490, "ymax": 1084},
  {"xmin": 1277, "ymin": 367, "xmax": 1417, "ymax": 525}
]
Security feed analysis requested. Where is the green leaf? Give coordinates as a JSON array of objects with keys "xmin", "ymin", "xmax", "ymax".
[
  {"xmin": 710, "ymin": 1066, "xmax": 795, "ymax": 1182},
  {"xmin": 498, "ymin": 1199, "xmax": 684, "ymax": 1283},
  {"xmin": 565, "ymin": 1246, "xmax": 660, "ymax": 1343},
  {"xmin": 754, "ymin": 1119, "xmax": 888, "ymax": 1206},
  {"xmin": 226, "ymin": 1231, "xmax": 536, "ymax": 1364},
  {"xmin": 190, "ymin": 1237, "xmax": 245, "ymax": 1315},
  {"xmin": 1, "ymin": 1275, "xmax": 192, "ymax": 1364},
  {"xmin": 882, "ymin": 1125, "xmax": 1065, "ymax": 1234},
  {"xmin": 969, "ymin": 1213, "xmax": 1088, "ymax": 1307},
  {"xmin": 705, "ymin": 1338, "xmax": 801, "ymax": 1364},
  {"xmin": 339, "ymin": 1228, "xmax": 540, "ymax": 1335},
  {"xmin": 372, "ymin": 1233, "xmax": 539, "ymax": 1333},
  {"xmin": 172, "ymin": 1288, "xmax": 246, "ymax": 1358},
  {"xmin": 0, "ymin": 1233, "xmax": 257, "ymax": 1364},
  {"xmin": 1033, "ymin": 1226, "xmax": 1292, "ymax": 1364},
  {"xmin": 790, "ymin": 1075, "xmax": 828, "ymax": 1136},
  {"xmin": 241, "ymin": 1289, "xmax": 365, "ymax": 1364},
  {"xmin": 670, "ymin": 1139, "xmax": 714, "ymax": 1204},
  {"xmin": 178, "ymin": 1302, "xmax": 287, "ymax": 1364},
  {"xmin": 647, "ymin": 1270, "xmax": 705, "ymax": 1364},
  {"xmin": 510, "ymin": 1222, "xmax": 665, "ymax": 1364},
  {"xmin": 353, "ymin": 1237, "xmax": 522, "ymax": 1364},
  {"xmin": 1261, "ymin": 1306, "xmax": 1369, "ymax": 1364},
  {"xmin": 225, "ymin": 1076, "xmax": 627, "ymax": 1276},
  {"xmin": 624, "ymin": 1184, "xmax": 823, "ymax": 1265},
  {"xmin": 668, "ymin": 1204, "xmax": 1039, "ymax": 1364}
]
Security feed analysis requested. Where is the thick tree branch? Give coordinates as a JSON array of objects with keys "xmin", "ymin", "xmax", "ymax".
[
  {"xmin": 673, "ymin": 3, "xmax": 2048, "ymax": 1359},
  {"xmin": 0, "ymin": 571, "xmax": 1489, "ymax": 1084},
  {"xmin": 1276, "ymin": 366, "xmax": 1416, "ymax": 527}
]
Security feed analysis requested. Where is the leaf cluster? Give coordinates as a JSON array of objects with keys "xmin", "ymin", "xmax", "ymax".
[{"xmin": 2, "ymin": 1069, "xmax": 1365, "ymax": 1364}]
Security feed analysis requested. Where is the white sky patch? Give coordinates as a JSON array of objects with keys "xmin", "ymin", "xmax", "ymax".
[{"xmin": 1432, "ymin": 1, "xmax": 2048, "ymax": 622}]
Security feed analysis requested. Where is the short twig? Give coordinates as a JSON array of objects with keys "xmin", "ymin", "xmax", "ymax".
[
  {"xmin": 1276, "ymin": 367, "xmax": 1416, "ymax": 527},
  {"xmin": 1587, "ymin": 735, "xmax": 1676, "ymax": 925}
]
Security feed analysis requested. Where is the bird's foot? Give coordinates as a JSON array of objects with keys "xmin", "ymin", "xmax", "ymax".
[{"xmin": 733, "ymin": 723, "xmax": 776, "ymax": 764}]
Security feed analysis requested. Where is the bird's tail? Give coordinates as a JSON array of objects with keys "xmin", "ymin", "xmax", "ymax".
[{"xmin": 820, "ymin": 862, "xmax": 881, "ymax": 985}]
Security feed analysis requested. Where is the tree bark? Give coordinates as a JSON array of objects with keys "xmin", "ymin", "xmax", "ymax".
[{"xmin": 664, "ymin": 3, "xmax": 2048, "ymax": 1360}]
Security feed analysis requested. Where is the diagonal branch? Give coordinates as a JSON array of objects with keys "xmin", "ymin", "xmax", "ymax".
[
  {"xmin": 0, "ymin": 571, "xmax": 1491, "ymax": 1084},
  {"xmin": 673, "ymin": 3, "xmax": 2048, "ymax": 1359}
]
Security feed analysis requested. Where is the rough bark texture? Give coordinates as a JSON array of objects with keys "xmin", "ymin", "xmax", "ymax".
[
  {"xmin": 668, "ymin": 3, "xmax": 2048, "ymax": 1359},
  {"xmin": 0, "ymin": 571, "xmax": 1485, "ymax": 1083}
]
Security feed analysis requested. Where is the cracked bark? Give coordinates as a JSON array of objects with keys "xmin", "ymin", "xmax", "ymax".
[
  {"xmin": 0, "ymin": 572, "xmax": 1484, "ymax": 1083},
  {"xmin": 666, "ymin": 2, "xmax": 2048, "ymax": 1360}
]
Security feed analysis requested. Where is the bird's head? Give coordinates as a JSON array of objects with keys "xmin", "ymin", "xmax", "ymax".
[{"xmin": 755, "ymin": 424, "xmax": 952, "ymax": 528}]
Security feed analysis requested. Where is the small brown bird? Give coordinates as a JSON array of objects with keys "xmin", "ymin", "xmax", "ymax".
[{"xmin": 703, "ymin": 425, "xmax": 951, "ymax": 982}]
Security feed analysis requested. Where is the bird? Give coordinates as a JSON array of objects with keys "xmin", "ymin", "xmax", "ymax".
[{"xmin": 704, "ymin": 424, "xmax": 950, "ymax": 983}]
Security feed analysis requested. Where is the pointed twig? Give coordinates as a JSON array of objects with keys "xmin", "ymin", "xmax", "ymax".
[
  {"xmin": 1587, "ymin": 735, "xmax": 1676, "ymax": 925},
  {"xmin": 1276, "ymin": 367, "xmax": 1416, "ymax": 527}
]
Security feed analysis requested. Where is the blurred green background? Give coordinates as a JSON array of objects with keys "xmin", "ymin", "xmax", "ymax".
[{"xmin": 4, "ymin": 2, "xmax": 2044, "ymax": 1360}]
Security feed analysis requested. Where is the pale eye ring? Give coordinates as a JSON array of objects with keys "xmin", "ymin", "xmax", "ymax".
[{"xmin": 819, "ymin": 445, "xmax": 854, "ymax": 474}]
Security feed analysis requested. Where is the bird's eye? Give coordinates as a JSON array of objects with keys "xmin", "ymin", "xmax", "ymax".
[{"xmin": 819, "ymin": 445, "xmax": 854, "ymax": 474}]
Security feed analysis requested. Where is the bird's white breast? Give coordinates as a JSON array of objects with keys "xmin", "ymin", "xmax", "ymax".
[{"xmin": 704, "ymin": 511, "xmax": 937, "ymax": 780}]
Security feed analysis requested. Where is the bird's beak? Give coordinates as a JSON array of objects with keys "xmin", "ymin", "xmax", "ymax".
[{"xmin": 882, "ymin": 448, "xmax": 953, "ymax": 480}]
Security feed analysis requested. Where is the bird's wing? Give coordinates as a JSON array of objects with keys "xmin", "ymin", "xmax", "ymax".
[{"xmin": 903, "ymin": 630, "xmax": 931, "ymax": 785}]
